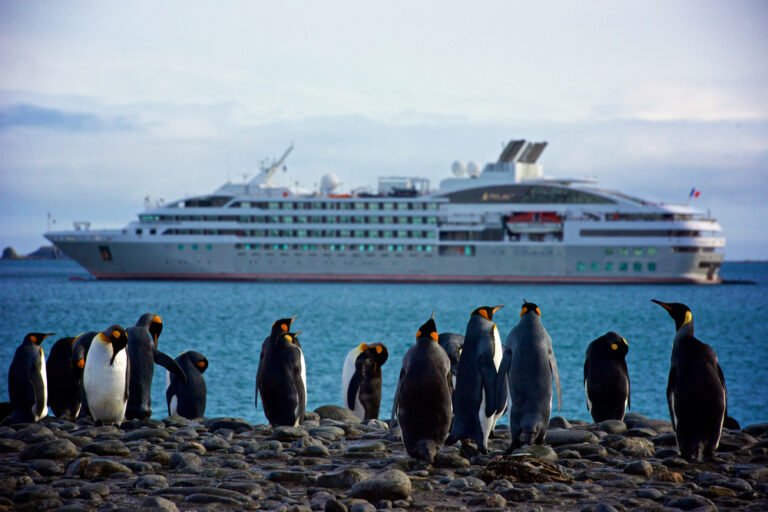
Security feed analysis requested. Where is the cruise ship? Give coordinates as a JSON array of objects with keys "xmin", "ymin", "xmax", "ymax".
[{"xmin": 45, "ymin": 139, "xmax": 725, "ymax": 284}]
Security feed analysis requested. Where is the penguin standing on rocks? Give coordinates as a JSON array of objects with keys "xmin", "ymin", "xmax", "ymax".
[
  {"xmin": 126, "ymin": 313, "xmax": 186, "ymax": 420},
  {"xmin": 166, "ymin": 351, "xmax": 208, "ymax": 419},
  {"xmin": 392, "ymin": 314, "xmax": 453, "ymax": 463},
  {"xmin": 438, "ymin": 333, "xmax": 464, "ymax": 389},
  {"xmin": 83, "ymin": 325, "xmax": 130, "ymax": 426},
  {"xmin": 256, "ymin": 317, "xmax": 307, "ymax": 427},
  {"xmin": 46, "ymin": 336, "xmax": 81, "ymax": 419},
  {"xmin": 498, "ymin": 301, "xmax": 561, "ymax": 451},
  {"xmin": 584, "ymin": 332, "xmax": 630, "ymax": 422},
  {"xmin": 5, "ymin": 332, "xmax": 54, "ymax": 424},
  {"xmin": 446, "ymin": 305, "xmax": 505, "ymax": 454},
  {"xmin": 71, "ymin": 331, "xmax": 98, "ymax": 419},
  {"xmin": 652, "ymin": 299, "xmax": 727, "ymax": 461},
  {"xmin": 341, "ymin": 342, "xmax": 389, "ymax": 421}
]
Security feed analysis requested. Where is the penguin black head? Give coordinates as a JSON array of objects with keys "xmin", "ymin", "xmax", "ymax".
[
  {"xmin": 136, "ymin": 313, "xmax": 163, "ymax": 346},
  {"xmin": 596, "ymin": 331, "xmax": 629, "ymax": 356},
  {"xmin": 520, "ymin": 301, "xmax": 541, "ymax": 317},
  {"xmin": 188, "ymin": 351, "xmax": 209, "ymax": 373},
  {"xmin": 651, "ymin": 300, "xmax": 693, "ymax": 331},
  {"xmin": 23, "ymin": 332, "xmax": 54, "ymax": 346},
  {"xmin": 271, "ymin": 316, "xmax": 297, "ymax": 337},
  {"xmin": 280, "ymin": 331, "xmax": 300, "ymax": 346},
  {"xmin": 100, "ymin": 325, "xmax": 128, "ymax": 365},
  {"xmin": 359, "ymin": 342, "xmax": 389, "ymax": 365},
  {"xmin": 471, "ymin": 305, "xmax": 504, "ymax": 321},
  {"xmin": 416, "ymin": 318, "xmax": 439, "ymax": 342}
]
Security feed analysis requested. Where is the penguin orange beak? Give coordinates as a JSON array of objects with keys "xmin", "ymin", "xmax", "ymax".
[{"xmin": 651, "ymin": 299, "xmax": 672, "ymax": 311}]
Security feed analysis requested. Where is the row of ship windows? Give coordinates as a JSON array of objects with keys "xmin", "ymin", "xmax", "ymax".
[
  {"xmin": 230, "ymin": 201, "xmax": 439, "ymax": 211},
  {"xmin": 229, "ymin": 243, "xmax": 438, "ymax": 253},
  {"xmin": 164, "ymin": 229, "xmax": 437, "ymax": 239},
  {"xmin": 577, "ymin": 261, "xmax": 657, "ymax": 272},
  {"xmin": 140, "ymin": 215, "xmax": 439, "ymax": 225},
  {"xmin": 605, "ymin": 247, "xmax": 657, "ymax": 257}
]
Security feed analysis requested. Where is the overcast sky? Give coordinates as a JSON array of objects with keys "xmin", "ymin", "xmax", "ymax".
[{"xmin": 1, "ymin": 0, "xmax": 766, "ymax": 259}]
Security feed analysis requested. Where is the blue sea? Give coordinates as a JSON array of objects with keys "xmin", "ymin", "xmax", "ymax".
[{"xmin": 1, "ymin": 260, "xmax": 766, "ymax": 427}]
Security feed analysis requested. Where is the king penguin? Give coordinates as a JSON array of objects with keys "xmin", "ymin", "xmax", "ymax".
[
  {"xmin": 46, "ymin": 336, "xmax": 81, "ymax": 419},
  {"xmin": 126, "ymin": 313, "xmax": 186, "ymax": 420},
  {"xmin": 498, "ymin": 301, "xmax": 561, "ymax": 451},
  {"xmin": 5, "ymin": 332, "xmax": 54, "ymax": 424},
  {"xmin": 71, "ymin": 331, "xmax": 98, "ymax": 419},
  {"xmin": 652, "ymin": 299, "xmax": 727, "ymax": 461},
  {"xmin": 446, "ymin": 305, "xmax": 505, "ymax": 454},
  {"xmin": 83, "ymin": 325, "xmax": 130, "ymax": 426},
  {"xmin": 438, "ymin": 333, "xmax": 464, "ymax": 390},
  {"xmin": 256, "ymin": 317, "xmax": 307, "ymax": 427},
  {"xmin": 584, "ymin": 332, "xmax": 630, "ymax": 422},
  {"xmin": 341, "ymin": 342, "xmax": 389, "ymax": 421},
  {"xmin": 166, "ymin": 351, "xmax": 208, "ymax": 419},
  {"xmin": 392, "ymin": 314, "xmax": 453, "ymax": 463}
]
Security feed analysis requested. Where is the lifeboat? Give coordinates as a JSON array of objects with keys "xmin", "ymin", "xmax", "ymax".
[{"xmin": 504, "ymin": 211, "xmax": 563, "ymax": 233}]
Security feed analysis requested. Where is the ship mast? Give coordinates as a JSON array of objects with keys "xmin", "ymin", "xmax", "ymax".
[{"xmin": 250, "ymin": 144, "xmax": 294, "ymax": 187}]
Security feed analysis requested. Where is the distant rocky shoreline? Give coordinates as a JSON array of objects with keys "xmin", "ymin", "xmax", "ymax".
[
  {"xmin": 1, "ymin": 406, "xmax": 766, "ymax": 511},
  {"xmin": 1, "ymin": 246, "xmax": 67, "ymax": 261}
]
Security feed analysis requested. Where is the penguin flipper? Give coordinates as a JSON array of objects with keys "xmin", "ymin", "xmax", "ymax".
[
  {"xmin": 479, "ymin": 352, "xmax": 497, "ymax": 418},
  {"xmin": 666, "ymin": 367, "xmax": 677, "ymax": 429},
  {"xmin": 390, "ymin": 368, "xmax": 404, "ymax": 425},
  {"xmin": 347, "ymin": 370, "xmax": 363, "ymax": 411},
  {"xmin": 548, "ymin": 343, "xmax": 562, "ymax": 412},
  {"xmin": 155, "ymin": 350, "xmax": 187, "ymax": 384}
]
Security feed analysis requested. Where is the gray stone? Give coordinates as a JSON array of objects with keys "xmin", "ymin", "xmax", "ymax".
[
  {"xmin": 19, "ymin": 438, "xmax": 77, "ymax": 460},
  {"xmin": 314, "ymin": 405, "xmax": 362, "ymax": 423},
  {"xmin": 169, "ymin": 451, "xmax": 202, "ymax": 469},
  {"xmin": 81, "ymin": 440, "xmax": 130, "ymax": 456},
  {"xmin": 12, "ymin": 425, "xmax": 56, "ymax": 444},
  {"xmin": 324, "ymin": 498, "xmax": 348, "ymax": 512},
  {"xmin": 25, "ymin": 458, "xmax": 64, "ymax": 475},
  {"xmin": 272, "ymin": 425, "xmax": 307, "ymax": 441},
  {"xmin": 548, "ymin": 416, "xmax": 571, "ymax": 429},
  {"xmin": 204, "ymin": 417, "xmax": 254, "ymax": 432},
  {"xmin": 625, "ymin": 427, "xmax": 657, "ymax": 438},
  {"xmin": 267, "ymin": 469, "xmax": 307, "ymax": 483},
  {"xmin": 665, "ymin": 495, "xmax": 717, "ymax": 511},
  {"xmin": 140, "ymin": 496, "xmax": 179, "ymax": 511},
  {"xmin": 135, "ymin": 475, "xmax": 169, "ymax": 490},
  {"xmin": 302, "ymin": 444, "xmax": 330, "ymax": 457},
  {"xmin": 636, "ymin": 487, "xmax": 663, "ymax": 500},
  {"xmin": 178, "ymin": 441, "xmax": 206, "ymax": 454},
  {"xmin": 596, "ymin": 420, "xmax": 627, "ymax": 434},
  {"xmin": 0, "ymin": 438, "xmax": 26, "ymax": 452},
  {"xmin": 202, "ymin": 435, "xmax": 230, "ymax": 451},
  {"xmin": 122, "ymin": 428, "xmax": 169, "ymax": 441},
  {"xmin": 623, "ymin": 460, "xmax": 653, "ymax": 478},
  {"xmin": 512, "ymin": 444, "xmax": 558, "ymax": 461},
  {"xmin": 82, "ymin": 458, "xmax": 134, "ymax": 478},
  {"xmin": 434, "ymin": 451, "xmax": 470, "ymax": 469},
  {"xmin": 743, "ymin": 422, "xmax": 768, "ymax": 437},
  {"xmin": 12, "ymin": 484, "xmax": 58, "ymax": 503},
  {"xmin": 545, "ymin": 429, "xmax": 598, "ymax": 446},
  {"xmin": 317, "ymin": 468, "xmax": 371, "ymax": 488},
  {"xmin": 350, "ymin": 470, "xmax": 412, "ymax": 501},
  {"xmin": 555, "ymin": 442, "xmax": 607, "ymax": 457},
  {"xmin": 349, "ymin": 502, "xmax": 376, "ymax": 512},
  {"xmin": 184, "ymin": 494, "xmax": 244, "ymax": 506},
  {"xmin": 347, "ymin": 441, "xmax": 386, "ymax": 454}
]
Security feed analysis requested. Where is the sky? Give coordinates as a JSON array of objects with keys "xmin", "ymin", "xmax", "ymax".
[{"xmin": 1, "ymin": 0, "xmax": 767, "ymax": 259}]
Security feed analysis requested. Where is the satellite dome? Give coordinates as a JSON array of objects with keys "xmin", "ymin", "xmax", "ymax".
[
  {"xmin": 467, "ymin": 161, "xmax": 481, "ymax": 177},
  {"xmin": 320, "ymin": 173, "xmax": 341, "ymax": 194},
  {"xmin": 451, "ymin": 160, "xmax": 467, "ymax": 177}
]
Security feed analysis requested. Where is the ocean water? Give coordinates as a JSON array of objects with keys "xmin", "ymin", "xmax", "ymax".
[{"xmin": 1, "ymin": 260, "xmax": 766, "ymax": 427}]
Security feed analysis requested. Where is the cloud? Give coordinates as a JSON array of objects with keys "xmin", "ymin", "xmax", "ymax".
[{"xmin": 0, "ymin": 103, "xmax": 136, "ymax": 132}]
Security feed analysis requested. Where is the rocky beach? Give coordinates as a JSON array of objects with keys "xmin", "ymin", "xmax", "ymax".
[{"xmin": 1, "ymin": 407, "xmax": 766, "ymax": 511}]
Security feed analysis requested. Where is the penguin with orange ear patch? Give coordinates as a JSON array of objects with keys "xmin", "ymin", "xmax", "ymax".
[
  {"xmin": 446, "ymin": 305, "xmax": 505, "ymax": 454},
  {"xmin": 46, "ymin": 336, "xmax": 81, "ymax": 419},
  {"xmin": 5, "ymin": 332, "xmax": 54, "ymax": 424},
  {"xmin": 256, "ymin": 317, "xmax": 306, "ymax": 426},
  {"xmin": 71, "ymin": 332, "xmax": 98, "ymax": 419},
  {"xmin": 584, "ymin": 332, "xmax": 630, "ymax": 422},
  {"xmin": 83, "ymin": 325, "xmax": 130, "ymax": 426},
  {"xmin": 392, "ymin": 314, "xmax": 452, "ymax": 463},
  {"xmin": 342, "ymin": 342, "xmax": 389, "ymax": 421},
  {"xmin": 166, "ymin": 351, "xmax": 208, "ymax": 419}
]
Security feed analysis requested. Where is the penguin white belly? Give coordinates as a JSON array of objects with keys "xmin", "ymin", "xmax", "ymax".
[
  {"xmin": 341, "ymin": 349, "xmax": 357, "ymax": 409},
  {"xmin": 478, "ymin": 390, "xmax": 494, "ymax": 445},
  {"xmin": 35, "ymin": 351, "xmax": 49, "ymax": 421},
  {"xmin": 84, "ymin": 346, "xmax": 127, "ymax": 424},
  {"xmin": 488, "ymin": 327, "xmax": 506, "ymax": 431},
  {"xmin": 297, "ymin": 348, "xmax": 307, "ymax": 427},
  {"xmin": 166, "ymin": 370, "xmax": 178, "ymax": 416},
  {"xmin": 585, "ymin": 381, "xmax": 593, "ymax": 412}
]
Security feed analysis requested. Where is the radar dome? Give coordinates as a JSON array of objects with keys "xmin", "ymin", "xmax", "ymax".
[
  {"xmin": 451, "ymin": 160, "xmax": 467, "ymax": 177},
  {"xmin": 467, "ymin": 161, "xmax": 481, "ymax": 177},
  {"xmin": 320, "ymin": 173, "xmax": 341, "ymax": 194}
]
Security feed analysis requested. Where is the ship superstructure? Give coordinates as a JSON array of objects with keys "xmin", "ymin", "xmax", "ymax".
[{"xmin": 45, "ymin": 139, "xmax": 725, "ymax": 283}]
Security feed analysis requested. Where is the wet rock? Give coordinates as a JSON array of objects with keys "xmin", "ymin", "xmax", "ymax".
[
  {"xmin": 314, "ymin": 406, "xmax": 362, "ymax": 423},
  {"xmin": 743, "ymin": 423, "xmax": 768, "ymax": 437},
  {"xmin": 501, "ymin": 486, "xmax": 541, "ymax": 501},
  {"xmin": 348, "ymin": 502, "xmax": 376, "ymax": 512},
  {"xmin": 636, "ymin": 487, "xmax": 663, "ymax": 500},
  {"xmin": 169, "ymin": 451, "xmax": 202, "ymax": 470},
  {"xmin": 347, "ymin": 441, "xmax": 386, "ymax": 454},
  {"xmin": 545, "ymin": 429, "xmax": 598, "ymax": 446},
  {"xmin": 448, "ymin": 476, "xmax": 486, "ymax": 490},
  {"xmin": 511, "ymin": 444, "xmax": 558, "ymax": 461},
  {"xmin": 12, "ymin": 425, "xmax": 56, "ymax": 444},
  {"xmin": 140, "ymin": 496, "xmax": 179, "ymax": 511},
  {"xmin": 350, "ymin": 470, "xmax": 412, "ymax": 501},
  {"xmin": 609, "ymin": 436, "xmax": 655, "ymax": 458},
  {"xmin": 135, "ymin": 475, "xmax": 169, "ymax": 490},
  {"xmin": 272, "ymin": 426, "xmax": 307, "ymax": 441},
  {"xmin": 324, "ymin": 498, "xmax": 348, "ymax": 512},
  {"xmin": 82, "ymin": 458, "xmax": 134, "ymax": 478},
  {"xmin": 184, "ymin": 493, "xmax": 244, "ymax": 506},
  {"xmin": 434, "ymin": 451, "xmax": 470, "ymax": 469},
  {"xmin": 25, "ymin": 458, "xmax": 64, "ymax": 475},
  {"xmin": 317, "ymin": 468, "xmax": 371, "ymax": 488},
  {"xmin": 0, "ymin": 438, "xmax": 26, "ymax": 452},
  {"xmin": 623, "ymin": 461, "xmax": 653, "ymax": 478},
  {"xmin": 81, "ymin": 440, "xmax": 130, "ymax": 456},
  {"xmin": 718, "ymin": 431, "xmax": 758, "ymax": 452},
  {"xmin": 267, "ymin": 469, "xmax": 308, "ymax": 483},
  {"xmin": 555, "ymin": 443, "xmax": 607, "ymax": 458},
  {"xmin": 122, "ymin": 428, "xmax": 169, "ymax": 442},
  {"xmin": 202, "ymin": 435, "xmax": 230, "ymax": 451},
  {"xmin": 666, "ymin": 495, "xmax": 717, "ymax": 511},
  {"xmin": 19, "ymin": 438, "xmax": 77, "ymax": 460},
  {"xmin": 178, "ymin": 441, "xmax": 206, "ymax": 455},
  {"xmin": 548, "ymin": 417, "xmax": 571, "ymax": 429},
  {"xmin": 203, "ymin": 417, "xmax": 254, "ymax": 432},
  {"xmin": 596, "ymin": 420, "xmax": 627, "ymax": 434},
  {"xmin": 625, "ymin": 427, "xmax": 657, "ymax": 438}
]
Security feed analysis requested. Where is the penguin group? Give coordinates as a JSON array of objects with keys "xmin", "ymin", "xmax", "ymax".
[
  {"xmin": 2, "ymin": 313, "xmax": 209, "ymax": 427},
  {"xmin": 4, "ymin": 299, "xmax": 730, "ymax": 464}
]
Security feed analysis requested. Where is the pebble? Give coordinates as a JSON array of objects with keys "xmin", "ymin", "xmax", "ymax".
[
  {"xmin": 140, "ymin": 496, "xmax": 179, "ymax": 511},
  {"xmin": 19, "ymin": 438, "xmax": 77, "ymax": 460},
  {"xmin": 350, "ymin": 470, "xmax": 412, "ymax": 501},
  {"xmin": 623, "ymin": 460, "xmax": 653, "ymax": 478},
  {"xmin": 81, "ymin": 440, "xmax": 130, "ymax": 456},
  {"xmin": 545, "ymin": 429, "xmax": 598, "ymax": 446}
]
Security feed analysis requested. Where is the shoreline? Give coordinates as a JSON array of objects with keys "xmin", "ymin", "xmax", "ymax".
[{"xmin": 1, "ymin": 408, "xmax": 766, "ymax": 511}]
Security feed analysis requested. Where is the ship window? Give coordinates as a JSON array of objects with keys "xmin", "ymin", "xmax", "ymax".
[
  {"xmin": 149, "ymin": 229, "xmax": 156, "ymax": 235},
  {"xmin": 297, "ymin": 216, "xmax": 307, "ymax": 223},
  {"xmin": 387, "ymin": 245, "xmax": 395, "ymax": 252},
  {"xmin": 268, "ymin": 203, "xmax": 279, "ymax": 210},
  {"xmin": 412, "ymin": 217, "xmax": 424, "ymax": 224},
  {"xmin": 383, "ymin": 203, "xmax": 394, "ymax": 210},
  {"xmin": 358, "ymin": 244, "xmax": 366, "ymax": 251},
  {"xmin": 427, "ymin": 204, "xmax": 438, "ymax": 210},
  {"xmin": 647, "ymin": 247, "xmax": 657, "ymax": 256},
  {"xmin": 427, "ymin": 217, "xmax": 437, "ymax": 224},
  {"xmin": 339, "ymin": 216, "xmax": 351, "ymax": 223},
  {"xmin": 397, "ymin": 217, "xmax": 409, "ymax": 224},
  {"xmin": 98, "ymin": 245, "xmax": 113, "ymax": 261},
  {"xmin": 177, "ymin": 244, "xmax": 184, "ymax": 250},
  {"xmin": 620, "ymin": 247, "xmax": 629, "ymax": 256},
  {"xmin": 576, "ymin": 262, "xmax": 585, "ymax": 272},
  {"xmin": 283, "ymin": 216, "xmax": 293, "ymax": 223},
  {"xmin": 297, "ymin": 230, "xmax": 308, "ymax": 237},
  {"xmin": 464, "ymin": 246, "xmax": 475, "ymax": 256},
  {"xmin": 383, "ymin": 216, "xmax": 394, "ymax": 224},
  {"xmin": 648, "ymin": 262, "xmax": 657, "ymax": 271},
  {"xmin": 397, "ymin": 231, "xmax": 408, "ymax": 238},
  {"xmin": 591, "ymin": 262, "xmax": 600, "ymax": 271},
  {"xmin": 191, "ymin": 244, "xmax": 198, "ymax": 250},
  {"xmin": 354, "ymin": 203, "xmax": 366, "ymax": 210},
  {"xmin": 633, "ymin": 262, "xmax": 642, "ymax": 272},
  {"xmin": 426, "ymin": 232, "xmax": 436, "ymax": 239},
  {"xmin": 354, "ymin": 230, "xmax": 365, "ymax": 238},
  {"xmin": 633, "ymin": 248, "xmax": 643, "ymax": 256},
  {"xmin": 425, "ymin": 245, "xmax": 433, "ymax": 252},
  {"xmin": 605, "ymin": 262, "xmax": 614, "ymax": 271},
  {"xmin": 604, "ymin": 248, "xmax": 614, "ymax": 255},
  {"xmin": 353, "ymin": 216, "xmax": 365, "ymax": 223},
  {"xmin": 135, "ymin": 229, "xmax": 142, "ymax": 235},
  {"xmin": 206, "ymin": 244, "xmax": 212, "ymax": 251},
  {"xmin": 369, "ymin": 231, "xmax": 379, "ymax": 238},
  {"xmin": 619, "ymin": 262, "xmax": 628, "ymax": 272},
  {"xmin": 382, "ymin": 231, "xmax": 394, "ymax": 238}
]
